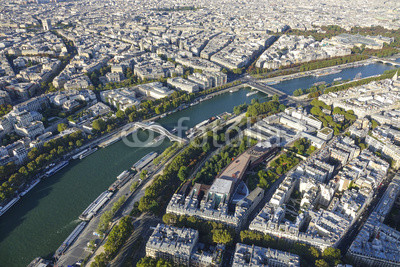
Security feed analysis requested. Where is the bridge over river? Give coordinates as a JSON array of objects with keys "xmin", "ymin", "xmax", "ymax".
[
  {"xmin": 373, "ymin": 58, "xmax": 400, "ymax": 68},
  {"xmin": 135, "ymin": 122, "xmax": 187, "ymax": 143},
  {"xmin": 245, "ymin": 80, "xmax": 287, "ymax": 98}
]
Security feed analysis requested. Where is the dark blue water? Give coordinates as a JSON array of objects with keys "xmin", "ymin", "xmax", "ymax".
[
  {"xmin": 0, "ymin": 131, "xmax": 171, "ymax": 267},
  {"xmin": 0, "ymin": 61, "xmax": 396, "ymax": 267},
  {"xmin": 271, "ymin": 63, "xmax": 395, "ymax": 95},
  {"xmin": 158, "ymin": 88, "xmax": 267, "ymax": 130},
  {"xmin": 0, "ymin": 87, "xmax": 264, "ymax": 267}
]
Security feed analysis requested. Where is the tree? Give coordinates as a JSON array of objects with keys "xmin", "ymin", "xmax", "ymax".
[
  {"xmin": 162, "ymin": 213, "xmax": 178, "ymax": 225},
  {"xmin": 92, "ymin": 119, "xmax": 106, "ymax": 132},
  {"xmin": 310, "ymin": 106, "xmax": 323, "ymax": 116},
  {"xmin": 90, "ymin": 252, "xmax": 108, "ymax": 267},
  {"xmin": 130, "ymin": 181, "xmax": 139, "ymax": 192},
  {"xmin": 116, "ymin": 110, "xmax": 125, "ymax": 119},
  {"xmin": 272, "ymin": 94, "xmax": 279, "ymax": 102},
  {"xmin": 177, "ymin": 166, "xmax": 187, "ymax": 182},
  {"xmin": 103, "ymin": 216, "xmax": 133, "ymax": 257},
  {"xmin": 28, "ymin": 148, "xmax": 39, "ymax": 160},
  {"xmin": 212, "ymin": 229, "xmax": 233, "ymax": 244},
  {"xmin": 140, "ymin": 170, "xmax": 148, "ymax": 180},
  {"xmin": 203, "ymin": 143, "xmax": 211, "ymax": 153},
  {"xmin": 76, "ymin": 140, "xmax": 83, "ymax": 147},
  {"xmin": 18, "ymin": 166, "xmax": 28, "ymax": 176},
  {"xmin": 322, "ymin": 247, "xmax": 341, "ymax": 265},
  {"xmin": 371, "ymin": 119, "xmax": 380, "ymax": 129},
  {"xmin": 57, "ymin": 123, "xmax": 68, "ymax": 133},
  {"xmin": 315, "ymin": 259, "xmax": 329, "ymax": 267}
]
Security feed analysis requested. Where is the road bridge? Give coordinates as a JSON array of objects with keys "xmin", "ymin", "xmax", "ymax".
[
  {"xmin": 135, "ymin": 122, "xmax": 187, "ymax": 143},
  {"xmin": 373, "ymin": 59, "xmax": 400, "ymax": 68},
  {"xmin": 245, "ymin": 80, "xmax": 287, "ymax": 97}
]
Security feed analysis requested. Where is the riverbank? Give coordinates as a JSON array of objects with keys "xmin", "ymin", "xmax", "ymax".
[
  {"xmin": 0, "ymin": 86, "xmax": 264, "ymax": 267},
  {"xmin": 259, "ymin": 58, "xmax": 374, "ymax": 84},
  {"xmin": 3, "ymin": 54, "xmax": 398, "ymax": 267},
  {"xmin": 263, "ymin": 60, "xmax": 396, "ymax": 96}
]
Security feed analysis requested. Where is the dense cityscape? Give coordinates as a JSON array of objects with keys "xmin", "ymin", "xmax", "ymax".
[{"xmin": 1, "ymin": 0, "xmax": 400, "ymax": 267}]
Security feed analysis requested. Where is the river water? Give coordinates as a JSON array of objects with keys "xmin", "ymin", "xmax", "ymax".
[
  {"xmin": 271, "ymin": 62, "xmax": 395, "ymax": 95},
  {"xmin": 0, "ymin": 62, "xmax": 396, "ymax": 267}
]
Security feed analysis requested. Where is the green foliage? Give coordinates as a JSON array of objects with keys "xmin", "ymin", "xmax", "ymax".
[
  {"xmin": 269, "ymin": 152, "xmax": 300, "ymax": 178},
  {"xmin": 140, "ymin": 170, "xmax": 148, "ymax": 180},
  {"xmin": 233, "ymin": 102, "xmax": 248, "ymax": 115},
  {"xmin": 310, "ymin": 100, "xmax": 356, "ymax": 133},
  {"xmin": 97, "ymin": 196, "xmax": 126, "ymax": 234},
  {"xmin": 177, "ymin": 166, "xmax": 187, "ymax": 182},
  {"xmin": 136, "ymin": 257, "xmax": 178, "ymax": 267},
  {"xmin": 103, "ymin": 216, "xmax": 133, "ymax": 258},
  {"xmin": 163, "ymin": 213, "xmax": 235, "ymax": 245},
  {"xmin": 116, "ymin": 110, "xmax": 125, "ymax": 119},
  {"xmin": 130, "ymin": 181, "xmax": 139, "ymax": 192},
  {"xmin": 246, "ymin": 99, "xmax": 284, "ymax": 117},
  {"xmin": 370, "ymin": 119, "xmax": 380, "ymax": 129},
  {"xmin": 0, "ymin": 131, "xmax": 86, "ymax": 202},
  {"xmin": 248, "ymin": 169, "xmax": 278, "ymax": 191},
  {"xmin": 324, "ymin": 68, "xmax": 400, "ymax": 95},
  {"xmin": 153, "ymin": 5, "xmax": 199, "ymax": 12},
  {"xmin": 299, "ymin": 55, "xmax": 368, "ymax": 72},
  {"xmin": 57, "ymin": 123, "xmax": 68, "ymax": 133},
  {"xmin": 247, "ymin": 151, "xmax": 300, "ymax": 192},
  {"xmin": 138, "ymin": 138, "xmax": 208, "ymax": 213},
  {"xmin": 153, "ymin": 142, "xmax": 182, "ymax": 165},
  {"xmin": 362, "ymin": 47, "xmax": 399, "ymax": 57},
  {"xmin": 97, "ymin": 210, "xmax": 113, "ymax": 234},
  {"xmin": 291, "ymin": 138, "xmax": 315, "ymax": 156},
  {"xmin": 1, "ymin": 133, "xmax": 21, "ymax": 146},
  {"xmin": 322, "ymin": 247, "xmax": 341, "ymax": 266},
  {"xmin": 87, "ymin": 66, "xmax": 111, "ymax": 87},
  {"xmin": 289, "ymin": 25, "xmax": 346, "ymax": 41},
  {"xmin": 194, "ymin": 138, "xmax": 251, "ymax": 185},
  {"xmin": 240, "ymin": 230, "xmax": 340, "ymax": 266},
  {"xmin": 91, "ymin": 252, "xmax": 108, "ymax": 267},
  {"xmin": 0, "ymin": 104, "xmax": 12, "ymax": 117},
  {"xmin": 212, "ymin": 229, "xmax": 233, "ymax": 244},
  {"xmin": 311, "ymin": 99, "xmax": 331, "ymax": 110},
  {"xmin": 92, "ymin": 118, "xmax": 106, "ymax": 132},
  {"xmin": 111, "ymin": 195, "xmax": 126, "ymax": 214},
  {"xmin": 315, "ymin": 259, "xmax": 330, "ymax": 267}
]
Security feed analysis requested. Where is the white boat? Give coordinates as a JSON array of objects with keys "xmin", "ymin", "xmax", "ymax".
[
  {"xmin": 55, "ymin": 221, "xmax": 87, "ymax": 258},
  {"xmin": 72, "ymin": 149, "xmax": 88, "ymax": 160},
  {"xmin": 150, "ymin": 135, "xmax": 165, "ymax": 145},
  {"xmin": 354, "ymin": 72, "xmax": 362, "ymax": 80},
  {"xmin": 313, "ymin": 68, "xmax": 342, "ymax": 77},
  {"xmin": 20, "ymin": 179, "xmax": 41, "ymax": 197},
  {"xmin": 117, "ymin": 170, "xmax": 130, "ymax": 180},
  {"xmin": 79, "ymin": 148, "xmax": 98, "ymax": 159},
  {"xmin": 266, "ymin": 81, "xmax": 279, "ymax": 85},
  {"xmin": 333, "ymin": 77, "xmax": 342, "ymax": 82},
  {"xmin": 246, "ymin": 91, "xmax": 257, "ymax": 97},
  {"xmin": 194, "ymin": 119, "xmax": 210, "ymax": 129},
  {"xmin": 132, "ymin": 152, "xmax": 158, "ymax": 171},
  {"xmin": 79, "ymin": 191, "xmax": 113, "ymax": 221},
  {"xmin": 0, "ymin": 197, "xmax": 20, "ymax": 217},
  {"xmin": 44, "ymin": 160, "xmax": 69, "ymax": 177}
]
